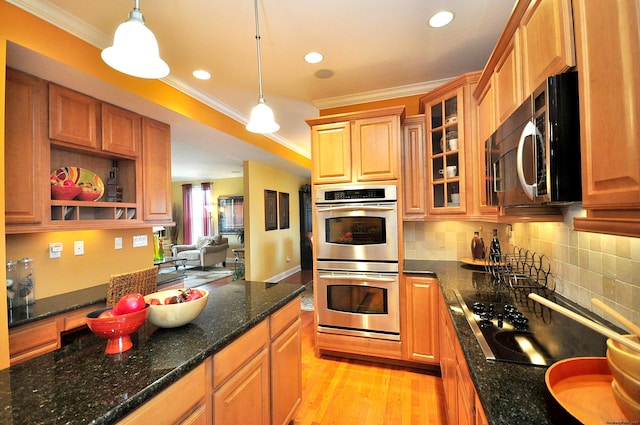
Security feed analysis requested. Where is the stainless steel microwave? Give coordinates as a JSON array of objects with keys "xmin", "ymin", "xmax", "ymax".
[{"xmin": 486, "ymin": 72, "xmax": 582, "ymax": 208}]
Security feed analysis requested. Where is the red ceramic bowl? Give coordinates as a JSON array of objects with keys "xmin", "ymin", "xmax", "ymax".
[
  {"xmin": 51, "ymin": 185, "xmax": 82, "ymax": 200},
  {"xmin": 86, "ymin": 306, "xmax": 149, "ymax": 354},
  {"xmin": 76, "ymin": 191, "xmax": 102, "ymax": 201}
]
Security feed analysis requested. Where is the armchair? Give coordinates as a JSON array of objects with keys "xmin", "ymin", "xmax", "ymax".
[{"xmin": 172, "ymin": 235, "xmax": 229, "ymax": 270}]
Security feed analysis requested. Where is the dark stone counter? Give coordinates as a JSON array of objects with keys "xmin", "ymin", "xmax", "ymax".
[
  {"xmin": 403, "ymin": 260, "xmax": 610, "ymax": 425},
  {"xmin": 0, "ymin": 280, "xmax": 304, "ymax": 425},
  {"xmin": 7, "ymin": 272, "xmax": 185, "ymax": 328}
]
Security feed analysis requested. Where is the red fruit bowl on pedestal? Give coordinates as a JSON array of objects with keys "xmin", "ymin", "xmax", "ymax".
[
  {"xmin": 51, "ymin": 185, "xmax": 82, "ymax": 200},
  {"xmin": 86, "ymin": 306, "xmax": 149, "ymax": 354}
]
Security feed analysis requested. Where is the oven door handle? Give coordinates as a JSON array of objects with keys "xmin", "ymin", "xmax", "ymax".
[
  {"xmin": 315, "ymin": 205, "xmax": 395, "ymax": 213},
  {"xmin": 318, "ymin": 274, "xmax": 396, "ymax": 283}
]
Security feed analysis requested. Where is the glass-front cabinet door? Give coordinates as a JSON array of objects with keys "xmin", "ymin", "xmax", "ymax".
[{"xmin": 425, "ymin": 87, "xmax": 465, "ymax": 213}]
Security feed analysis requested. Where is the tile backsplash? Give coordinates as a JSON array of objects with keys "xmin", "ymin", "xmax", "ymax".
[{"xmin": 403, "ymin": 206, "xmax": 640, "ymax": 329}]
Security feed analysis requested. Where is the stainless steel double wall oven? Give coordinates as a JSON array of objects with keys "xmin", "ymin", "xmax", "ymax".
[{"xmin": 314, "ymin": 185, "xmax": 400, "ymax": 340}]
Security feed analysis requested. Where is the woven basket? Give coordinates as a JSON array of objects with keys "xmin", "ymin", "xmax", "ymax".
[{"xmin": 106, "ymin": 266, "xmax": 158, "ymax": 306}]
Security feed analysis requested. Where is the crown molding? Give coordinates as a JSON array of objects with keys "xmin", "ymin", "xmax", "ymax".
[{"xmin": 312, "ymin": 78, "xmax": 454, "ymax": 110}]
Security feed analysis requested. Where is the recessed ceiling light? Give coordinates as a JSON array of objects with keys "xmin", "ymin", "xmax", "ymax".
[
  {"xmin": 315, "ymin": 69, "xmax": 335, "ymax": 79},
  {"xmin": 193, "ymin": 69, "xmax": 211, "ymax": 80},
  {"xmin": 304, "ymin": 52, "xmax": 324, "ymax": 64},
  {"xmin": 428, "ymin": 11, "xmax": 454, "ymax": 28}
]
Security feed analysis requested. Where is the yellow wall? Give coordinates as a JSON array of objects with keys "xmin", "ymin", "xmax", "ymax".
[
  {"xmin": 244, "ymin": 162, "xmax": 310, "ymax": 281},
  {"xmin": 6, "ymin": 229, "xmax": 154, "ymax": 299}
]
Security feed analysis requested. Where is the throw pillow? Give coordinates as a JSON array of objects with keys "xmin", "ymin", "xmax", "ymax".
[
  {"xmin": 213, "ymin": 234, "xmax": 222, "ymax": 245},
  {"xmin": 196, "ymin": 236, "xmax": 211, "ymax": 249}
]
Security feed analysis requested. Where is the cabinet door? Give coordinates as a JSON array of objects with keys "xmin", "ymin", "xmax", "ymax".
[
  {"xmin": 439, "ymin": 294, "xmax": 457, "ymax": 425},
  {"xmin": 213, "ymin": 348, "xmax": 270, "ymax": 425},
  {"xmin": 404, "ymin": 276, "xmax": 439, "ymax": 364},
  {"xmin": 49, "ymin": 83, "xmax": 100, "ymax": 149},
  {"xmin": 402, "ymin": 116, "xmax": 426, "ymax": 220},
  {"xmin": 102, "ymin": 103, "xmax": 141, "ymax": 157},
  {"xmin": 425, "ymin": 87, "xmax": 466, "ymax": 213},
  {"xmin": 520, "ymin": 0, "xmax": 576, "ymax": 95},
  {"xmin": 494, "ymin": 33, "xmax": 522, "ymax": 124},
  {"xmin": 311, "ymin": 121, "xmax": 352, "ymax": 184},
  {"xmin": 271, "ymin": 318, "xmax": 302, "ymax": 425},
  {"xmin": 9, "ymin": 317, "xmax": 60, "ymax": 365},
  {"xmin": 572, "ymin": 1, "xmax": 640, "ymax": 211},
  {"xmin": 352, "ymin": 115, "xmax": 400, "ymax": 182},
  {"xmin": 5, "ymin": 68, "xmax": 49, "ymax": 225},
  {"xmin": 141, "ymin": 117, "xmax": 172, "ymax": 221}
]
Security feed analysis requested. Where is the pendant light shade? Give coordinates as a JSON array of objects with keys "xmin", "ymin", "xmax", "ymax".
[
  {"xmin": 101, "ymin": 0, "xmax": 169, "ymax": 79},
  {"xmin": 246, "ymin": 0, "xmax": 279, "ymax": 134}
]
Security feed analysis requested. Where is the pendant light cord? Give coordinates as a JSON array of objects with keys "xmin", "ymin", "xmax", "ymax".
[{"xmin": 253, "ymin": 0, "xmax": 265, "ymax": 100}]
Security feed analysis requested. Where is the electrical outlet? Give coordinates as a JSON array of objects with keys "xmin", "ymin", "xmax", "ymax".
[
  {"xmin": 49, "ymin": 242, "xmax": 63, "ymax": 259},
  {"xmin": 74, "ymin": 240, "xmax": 84, "ymax": 256},
  {"xmin": 133, "ymin": 235, "xmax": 148, "ymax": 247},
  {"xmin": 115, "ymin": 237, "xmax": 123, "ymax": 250}
]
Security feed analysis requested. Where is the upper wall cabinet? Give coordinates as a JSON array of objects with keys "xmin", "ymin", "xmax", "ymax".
[
  {"xmin": 572, "ymin": 0, "xmax": 640, "ymax": 237},
  {"xmin": 475, "ymin": 0, "xmax": 576, "ymax": 130},
  {"xmin": 5, "ymin": 69, "xmax": 172, "ymax": 233},
  {"xmin": 307, "ymin": 106, "xmax": 405, "ymax": 185},
  {"xmin": 401, "ymin": 115, "xmax": 426, "ymax": 220},
  {"xmin": 4, "ymin": 68, "xmax": 49, "ymax": 225}
]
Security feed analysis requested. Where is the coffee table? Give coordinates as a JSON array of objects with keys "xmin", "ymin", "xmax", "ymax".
[{"xmin": 154, "ymin": 256, "xmax": 187, "ymax": 271}]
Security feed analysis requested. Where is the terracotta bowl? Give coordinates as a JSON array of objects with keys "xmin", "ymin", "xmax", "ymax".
[
  {"xmin": 51, "ymin": 185, "xmax": 82, "ymax": 200},
  {"xmin": 76, "ymin": 191, "xmax": 101, "ymax": 201},
  {"xmin": 606, "ymin": 335, "xmax": 640, "ymax": 381},
  {"xmin": 144, "ymin": 288, "xmax": 209, "ymax": 328},
  {"xmin": 86, "ymin": 306, "xmax": 149, "ymax": 354}
]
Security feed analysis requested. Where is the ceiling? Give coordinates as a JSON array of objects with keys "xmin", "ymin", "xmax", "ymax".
[{"xmin": 6, "ymin": 0, "xmax": 517, "ymax": 182}]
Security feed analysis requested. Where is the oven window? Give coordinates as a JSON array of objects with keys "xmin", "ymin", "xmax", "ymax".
[
  {"xmin": 324, "ymin": 217, "xmax": 386, "ymax": 245},
  {"xmin": 327, "ymin": 285, "xmax": 388, "ymax": 314}
]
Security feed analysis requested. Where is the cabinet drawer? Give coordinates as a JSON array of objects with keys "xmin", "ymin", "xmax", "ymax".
[
  {"xmin": 63, "ymin": 304, "xmax": 105, "ymax": 331},
  {"xmin": 269, "ymin": 298, "xmax": 300, "ymax": 338},
  {"xmin": 213, "ymin": 320, "xmax": 269, "ymax": 388},
  {"xmin": 9, "ymin": 318, "xmax": 60, "ymax": 364},
  {"xmin": 117, "ymin": 363, "xmax": 206, "ymax": 425}
]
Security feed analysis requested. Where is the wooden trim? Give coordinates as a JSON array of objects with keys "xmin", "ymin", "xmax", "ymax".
[
  {"xmin": 305, "ymin": 105, "xmax": 406, "ymax": 127},
  {"xmin": 574, "ymin": 216, "xmax": 640, "ymax": 238}
]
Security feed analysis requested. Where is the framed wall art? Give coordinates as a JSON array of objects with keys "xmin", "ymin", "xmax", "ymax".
[
  {"xmin": 279, "ymin": 192, "xmax": 290, "ymax": 229},
  {"xmin": 264, "ymin": 190, "xmax": 277, "ymax": 231}
]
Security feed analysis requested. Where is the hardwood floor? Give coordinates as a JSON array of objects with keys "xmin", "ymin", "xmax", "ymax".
[{"xmin": 293, "ymin": 311, "xmax": 447, "ymax": 425}]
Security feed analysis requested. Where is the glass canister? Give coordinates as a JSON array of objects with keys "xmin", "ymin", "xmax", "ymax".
[
  {"xmin": 6, "ymin": 260, "xmax": 18, "ymax": 309},
  {"xmin": 15, "ymin": 258, "xmax": 35, "ymax": 306}
]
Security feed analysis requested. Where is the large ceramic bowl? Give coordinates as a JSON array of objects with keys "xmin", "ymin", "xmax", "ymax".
[
  {"xmin": 608, "ymin": 353, "xmax": 640, "ymax": 402},
  {"xmin": 144, "ymin": 288, "xmax": 209, "ymax": 328},
  {"xmin": 51, "ymin": 185, "xmax": 82, "ymax": 200},
  {"xmin": 86, "ymin": 306, "xmax": 149, "ymax": 354},
  {"xmin": 606, "ymin": 335, "xmax": 640, "ymax": 381},
  {"xmin": 612, "ymin": 380, "xmax": 640, "ymax": 420}
]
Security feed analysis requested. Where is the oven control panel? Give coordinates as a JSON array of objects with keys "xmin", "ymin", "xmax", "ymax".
[{"xmin": 316, "ymin": 185, "xmax": 397, "ymax": 203}]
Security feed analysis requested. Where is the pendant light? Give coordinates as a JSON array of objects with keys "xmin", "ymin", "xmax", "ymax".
[
  {"xmin": 101, "ymin": 0, "xmax": 169, "ymax": 79},
  {"xmin": 246, "ymin": 0, "xmax": 280, "ymax": 134}
]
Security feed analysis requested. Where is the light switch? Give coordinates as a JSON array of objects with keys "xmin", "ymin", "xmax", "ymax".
[
  {"xmin": 74, "ymin": 240, "xmax": 84, "ymax": 256},
  {"xmin": 49, "ymin": 242, "xmax": 63, "ymax": 259},
  {"xmin": 115, "ymin": 237, "xmax": 123, "ymax": 250}
]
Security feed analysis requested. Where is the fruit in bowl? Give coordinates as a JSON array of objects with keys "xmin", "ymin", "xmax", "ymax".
[
  {"xmin": 85, "ymin": 293, "xmax": 149, "ymax": 354},
  {"xmin": 144, "ymin": 288, "xmax": 209, "ymax": 328},
  {"xmin": 51, "ymin": 180, "xmax": 82, "ymax": 200}
]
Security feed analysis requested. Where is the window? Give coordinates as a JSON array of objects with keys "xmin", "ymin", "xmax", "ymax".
[
  {"xmin": 182, "ymin": 182, "xmax": 212, "ymax": 245},
  {"xmin": 218, "ymin": 196, "xmax": 244, "ymax": 234}
]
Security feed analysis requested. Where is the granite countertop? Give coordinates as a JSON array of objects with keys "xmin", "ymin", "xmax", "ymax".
[
  {"xmin": 403, "ymin": 259, "xmax": 608, "ymax": 425},
  {"xmin": 7, "ymin": 272, "xmax": 185, "ymax": 328},
  {"xmin": 1, "ymin": 279, "xmax": 304, "ymax": 425}
]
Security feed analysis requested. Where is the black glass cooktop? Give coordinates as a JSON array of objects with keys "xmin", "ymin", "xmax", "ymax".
[{"xmin": 454, "ymin": 288, "xmax": 610, "ymax": 367}]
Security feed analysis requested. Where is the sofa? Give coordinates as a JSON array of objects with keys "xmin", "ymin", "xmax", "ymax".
[{"xmin": 171, "ymin": 235, "xmax": 229, "ymax": 269}]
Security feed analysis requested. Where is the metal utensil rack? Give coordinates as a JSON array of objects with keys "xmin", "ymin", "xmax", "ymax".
[{"xmin": 484, "ymin": 245, "xmax": 555, "ymax": 294}]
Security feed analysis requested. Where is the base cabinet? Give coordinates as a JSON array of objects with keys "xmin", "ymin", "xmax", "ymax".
[
  {"xmin": 439, "ymin": 287, "xmax": 486, "ymax": 425},
  {"xmin": 403, "ymin": 275, "xmax": 439, "ymax": 364}
]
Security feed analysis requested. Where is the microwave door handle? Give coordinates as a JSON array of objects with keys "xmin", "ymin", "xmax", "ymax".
[
  {"xmin": 516, "ymin": 121, "xmax": 538, "ymax": 200},
  {"xmin": 315, "ymin": 205, "xmax": 395, "ymax": 213}
]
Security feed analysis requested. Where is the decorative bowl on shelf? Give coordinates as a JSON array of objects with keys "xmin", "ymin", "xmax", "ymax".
[
  {"xmin": 51, "ymin": 185, "xmax": 82, "ymax": 200},
  {"xmin": 76, "ymin": 190, "xmax": 102, "ymax": 202},
  {"xmin": 144, "ymin": 288, "xmax": 209, "ymax": 328},
  {"xmin": 85, "ymin": 306, "xmax": 149, "ymax": 354}
]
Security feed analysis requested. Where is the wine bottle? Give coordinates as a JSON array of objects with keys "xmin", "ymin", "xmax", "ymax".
[{"xmin": 490, "ymin": 228, "xmax": 501, "ymax": 263}]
